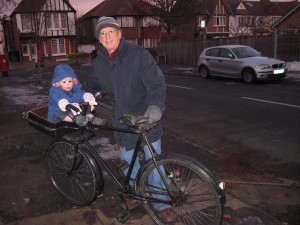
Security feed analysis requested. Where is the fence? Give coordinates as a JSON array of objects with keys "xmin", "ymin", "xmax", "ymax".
[{"xmin": 157, "ymin": 28, "xmax": 300, "ymax": 66}]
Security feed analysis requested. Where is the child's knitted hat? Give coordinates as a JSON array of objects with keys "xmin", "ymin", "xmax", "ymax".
[{"xmin": 51, "ymin": 64, "xmax": 79, "ymax": 86}]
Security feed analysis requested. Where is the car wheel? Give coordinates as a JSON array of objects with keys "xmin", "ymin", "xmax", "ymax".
[
  {"xmin": 199, "ymin": 66, "xmax": 210, "ymax": 79},
  {"xmin": 242, "ymin": 69, "xmax": 256, "ymax": 84}
]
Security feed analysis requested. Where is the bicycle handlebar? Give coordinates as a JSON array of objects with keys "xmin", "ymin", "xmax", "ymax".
[
  {"xmin": 119, "ymin": 113, "xmax": 157, "ymax": 132},
  {"xmin": 65, "ymin": 91, "xmax": 157, "ymax": 132}
]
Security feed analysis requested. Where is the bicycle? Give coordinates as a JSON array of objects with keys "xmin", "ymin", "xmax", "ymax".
[{"xmin": 24, "ymin": 94, "xmax": 226, "ymax": 225}]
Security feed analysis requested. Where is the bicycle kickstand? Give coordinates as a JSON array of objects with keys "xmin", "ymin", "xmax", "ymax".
[
  {"xmin": 116, "ymin": 209, "xmax": 131, "ymax": 224},
  {"xmin": 116, "ymin": 194, "xmax": 131, "ymax": 223}
]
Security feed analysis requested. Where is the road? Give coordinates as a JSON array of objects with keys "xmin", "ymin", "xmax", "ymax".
[
  {"xmin": 164, "ymin": 74, "xmax": 300, "ymax": 180},
  {"xmin": 1, "ymin": 66, "xmax": 300, "ymax": 224},
  {"xmin": 162, "ymin": 73, "xmax": 300, "ymax": 224}
]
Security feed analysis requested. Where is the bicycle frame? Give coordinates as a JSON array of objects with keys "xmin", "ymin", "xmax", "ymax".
[{"xmin": 71, "ymin": 124, "xmax": 173, "ymax": 205}]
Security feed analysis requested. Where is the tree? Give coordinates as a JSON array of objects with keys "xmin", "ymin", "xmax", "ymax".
[
  {"xmin": 143, "ymin": 0, "xmax": 205, "ymax": 37},
  {"xmin": 23, "ymin": 1, "xmax": 76, "ymax": 83},
  {"xmin": 0, "ymin": 0, "xmax": 18, "ymax": 15},
  {"xmin": 230, "ymin": 16, "xmax": 274, "ymax": 37}
]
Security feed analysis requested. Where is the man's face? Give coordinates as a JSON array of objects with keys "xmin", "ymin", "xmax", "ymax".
[
  {"xmin": 99, "ymin": 27, "xmax": 122, "ymax": 54},
  {"xmin": 58, "ymin": 77, "xmax": 74, "ymax": 91}
]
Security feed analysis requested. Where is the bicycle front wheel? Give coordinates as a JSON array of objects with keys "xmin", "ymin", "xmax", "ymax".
[
  {"xmin": 46, "ymin": 140, "xmax": 102, "ymax": 206},
  {"xmin": 137, "ymin": 155, "xmax": 224, "ymax": 225}
]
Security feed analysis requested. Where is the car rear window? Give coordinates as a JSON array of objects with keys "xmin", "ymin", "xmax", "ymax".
[{"xmin": 205, "ymin": 48, "xmax": 219, "ymax": 57}]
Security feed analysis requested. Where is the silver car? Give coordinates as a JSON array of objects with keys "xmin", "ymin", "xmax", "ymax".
[{"xmin": 197, "ymin": 45, "xmax": 287, "ymax": 83}]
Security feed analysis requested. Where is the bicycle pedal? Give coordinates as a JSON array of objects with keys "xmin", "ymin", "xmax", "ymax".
[{"xmin": 116, "ymin": 209, "xmax": 131, "ymax": 223}]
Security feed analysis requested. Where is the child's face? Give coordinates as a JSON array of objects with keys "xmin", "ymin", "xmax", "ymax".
[{"xmin": 58, "ymin": 77, "xmax": 74, "ymax": 91}]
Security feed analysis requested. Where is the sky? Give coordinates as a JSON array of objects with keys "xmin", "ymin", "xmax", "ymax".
[
  {"xmin": 68, "ymin": 0, "xmax": 298, "ymax": 16},
  {"xmin": 69, "ymin": 0, "xmax": 103, "ymax": 16}
]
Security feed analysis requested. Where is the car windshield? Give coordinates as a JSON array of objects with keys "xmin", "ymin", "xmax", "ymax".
[{"xmin": 231, "ymin": 47, "xmax": 260, "ymax": 58}]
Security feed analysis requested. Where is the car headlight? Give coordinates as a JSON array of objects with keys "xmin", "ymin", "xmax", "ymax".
[{"xmin": 255, "ymin": 64, "xmax": 272, "ymax": 70}]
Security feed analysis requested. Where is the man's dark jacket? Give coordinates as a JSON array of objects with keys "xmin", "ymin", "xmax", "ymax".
[{"xmin": 85, "ymin": 37, "xmax": 166, "ymax": 150}]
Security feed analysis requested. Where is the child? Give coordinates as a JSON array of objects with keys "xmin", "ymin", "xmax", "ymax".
[{"xmin": 48, "ymin": 64, "xmax": 106, "ymax": 126}]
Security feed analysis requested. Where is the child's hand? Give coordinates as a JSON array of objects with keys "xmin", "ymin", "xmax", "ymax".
[
  {"xmin": 84, "ymin": 93, "xmax": 98, "ymax": 111},
  {"xmin": 88, "ymin": 100, "xmax": 97, "ymax": 111}
]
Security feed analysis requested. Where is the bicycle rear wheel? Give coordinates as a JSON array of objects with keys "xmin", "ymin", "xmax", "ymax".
[
  {"xmin": 46, "ymin": 140, "xmax": 102, "ymax": 206},
  {"xmin": 137, "ymin": 154, "xmax": 224, "ymax": 225}
]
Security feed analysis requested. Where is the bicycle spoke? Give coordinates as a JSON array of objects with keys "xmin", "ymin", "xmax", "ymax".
[
  {"xmin": 46, "ymin": 141, "xmax": 101, "ymax": 206},
  {"xmin": 138, "ymin": 156, "xmax": 223, "ymax": 225}
]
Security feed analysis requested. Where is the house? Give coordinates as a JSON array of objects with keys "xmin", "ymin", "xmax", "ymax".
[
  {"xmin": 271, "ymin": 3, "xmax": 300, "ymax": 61},
  {"xmin": 76, "ymin": 0, "xmax": 161, "ymax": 52},
  {"xmin": 167, "ymin": 0, "xmax": 297, "ymax": 39},
  {"xmin": 272, "ymin": 3, "xmax": 300, "ymax": 30},
  {"xmin": 5, "ymin": 0, "xmax": 77, "ymax": 63},
  {"xmin": 224, "ymin": 0, "xmax": 298, "ymax": 37},
  {"xmin": 175, "ymin": 0, "xmax": 230, "ymax": 39}
]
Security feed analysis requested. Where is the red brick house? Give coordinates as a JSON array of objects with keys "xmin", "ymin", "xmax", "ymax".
[
  {"xmin": 5, "ymin": 0, "xmax": 77, "ymax": 63},
  {"xmin": 272, "ymin": 3, "xmax": 300, "ymax": 30},
  {"xmin": 224, "ymin": 0, "xmax": 298, "ymax": 37},
  {"xmin": 76, "ymin": 0, "xmax": 161, "ymax": 51}
]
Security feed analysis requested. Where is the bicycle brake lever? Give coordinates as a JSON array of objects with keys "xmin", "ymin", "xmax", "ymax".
[{"xmin": 120, "ymin": 113, "xmax": 137, "ymax": 126}]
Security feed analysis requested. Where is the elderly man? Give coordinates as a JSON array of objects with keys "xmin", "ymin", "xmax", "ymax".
[{"xmin": 85, "ymin": 17, "xmax": 173, "ymax": 222}]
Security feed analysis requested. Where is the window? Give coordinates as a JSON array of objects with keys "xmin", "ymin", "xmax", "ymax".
[
  {"xmin": 46, "ymin": 13, "xmax": 52, "ymax": 29},
  {"xmin": 143, "ymin": 39, "xmax": 158, "ymax": 48},
  {"xmin": 51, "ymin": 39, "xmax": 65, "ymax": 55},
  {"xmin": 219, "ymin": 48, "xmax": 232, "ymax": 58},
  {"xmin": 61, "ymin": 13, "xmax": 67, "ymax": 29},
  {"xmin": 142, "ymin": 17, "xmax": 159, "ymax": 27},
  {"xmin": 22, "ymin": 41, "xmax": 29, "ymax": 55},
  {"xmin": 126, "ymin": 39, "xmax": 138, "ymax": 45},
  {"xmin": 238, "ymin": 16, "xmax": 255, "ymax": 27},
  {"xmin": 214, "ymin": 16, "xmax": 226, "ymax": 26},
  {"xmin": 118, "ymin": 17, "xmax": 135, "ymax": 27},
  {"xmin": 59, "ymin": 39, "xmax": 65, "ymax": 53},
  {"xmin": 21, "ymin": 14, "xmax": 32, "ymax": 31},
  {"xmin": 197, "ymin": 17, "xmax": 205, "ymax": 27},
  {"xmin": 53, "ymin": 13, "xmax": 59, "ymax": 28},
  {"xmin": 44, "ymin": 41, "xmax": 48, "ymax": 56},
  {"xmin": 46, "ymin": 13, "xmax": 68, "ymax": 30},
  {"xmin": 206, "ymin": 48, "xmax": 219, "ymax": 57},
  {"xmin": 271, "ymin": 16, "xmax": 281, "ymax": 25}
]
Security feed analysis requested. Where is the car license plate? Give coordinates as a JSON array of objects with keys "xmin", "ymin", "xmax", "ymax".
[{"xmin": 274, "ymin": 69, "xmax": 284, "ymax": 74}]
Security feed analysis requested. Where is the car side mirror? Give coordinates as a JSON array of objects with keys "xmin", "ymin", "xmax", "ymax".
[{"xmin": 228, "ymin": 54, "xmax": 234, "ymax": 59}]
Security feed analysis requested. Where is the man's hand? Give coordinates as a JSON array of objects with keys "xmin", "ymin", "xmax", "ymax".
[{"xmin": 144, "ymin": 105, "xmax": 162, "ymax": 124}]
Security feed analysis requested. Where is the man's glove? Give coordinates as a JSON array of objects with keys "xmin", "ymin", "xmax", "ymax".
[
  {"xmin": 144, "ymin": 105, "xmax": 162, "ymax": 124},
  {"xmin": 84, "ymin": 92, "xmax": 97, "ymax": 111}
]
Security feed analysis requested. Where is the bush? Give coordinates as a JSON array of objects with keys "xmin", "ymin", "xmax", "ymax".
[{"xmin": 67, "ymin": 52, "xmax": 89, "ymax": 58}]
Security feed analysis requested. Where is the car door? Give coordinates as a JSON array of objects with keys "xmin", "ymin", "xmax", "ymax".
[
  {"xmin": 204, "ymin": 48, "xmax": 220, "ymax": 75},
  {"xmin": 216, "ymin": 48, "xmax": 240, "ymax": 78}
]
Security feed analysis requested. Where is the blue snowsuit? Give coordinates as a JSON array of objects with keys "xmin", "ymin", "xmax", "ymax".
[{"xmin": 48, "ymin": 64, "xmax": 85, "ymax": 122}]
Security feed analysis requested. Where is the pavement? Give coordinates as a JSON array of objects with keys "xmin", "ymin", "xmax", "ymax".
[{"xmin": 1, "ymin": 62, "xmax": 300, "ymax": 225}]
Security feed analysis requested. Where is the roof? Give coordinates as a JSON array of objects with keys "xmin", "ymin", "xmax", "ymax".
[
  {"xmin": 272, "ymin": 3, "xmax": 300, "ymax": 28},
  {"xmin": 11, "ymin": 0, "xmax": 76, "ymax": 16},
  {"xmin": 78, "ymin": 0, "xmax": 158, "ymax": 21},
  {"xmin": 223, "ymin": 0, "xmax": 298, "ymax": 16},
  {"xmin": 205, "ymin": 45, "xmax": 248, "ymax": 49}
]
